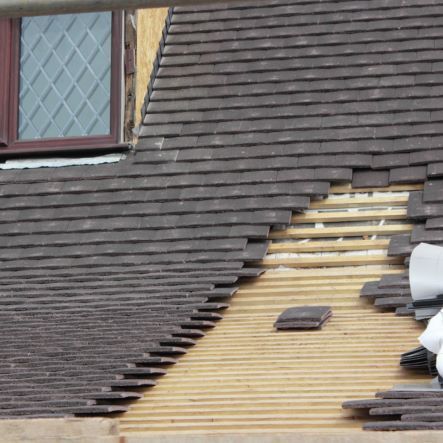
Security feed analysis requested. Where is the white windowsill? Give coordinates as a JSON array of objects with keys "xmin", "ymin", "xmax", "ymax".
[{"xmin": 0, "ymin": 152, "xmax": 126, "ymax": 170}]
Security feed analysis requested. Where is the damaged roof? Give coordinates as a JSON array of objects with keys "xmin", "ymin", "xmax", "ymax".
[{"xmin": 1, "ymin": 0, "xmax": 443, "ymax": 426}]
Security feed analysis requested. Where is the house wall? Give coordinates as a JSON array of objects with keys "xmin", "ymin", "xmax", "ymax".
[{"xmin": 135, "ymin": 8, "xmax": 169, "ymax": 127}]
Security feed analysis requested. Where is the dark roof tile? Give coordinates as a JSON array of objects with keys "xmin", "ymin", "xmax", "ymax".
[
  {"xmin": 427, "ymin": 162, "xmax": 443, "ymax": 178},
  {"xmin": 389, "ymin": 165, "xmax": 427, "ymax": 183},
  {"xmin": 410, "ymin": 224, "xmax": 443, "ymax": 242},
  {"xmin": 387, "ymin": 234, "xmax": 414, "ymax": 256},
  {"xmin": 372, "ymin": 153, "xmax": 410, "ymax": 170},
  {"xmin": 314, "ymin": 168, "xmax": 353, "ymax": 182},
  {"xmin": 411, "ymin": 149, "xmax": 443, "ymax": 166},
  {"xmin": 352, "ymin": 170, "xmax": 390, "ymax": 188}
]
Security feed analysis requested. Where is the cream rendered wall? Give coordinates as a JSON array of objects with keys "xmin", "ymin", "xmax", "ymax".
[{"xmin": 135, "ymin": 8, "xmax": 169, "ymax": 127}]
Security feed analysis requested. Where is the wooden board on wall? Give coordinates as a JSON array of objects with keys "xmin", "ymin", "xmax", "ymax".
[{"xmin": 135, "ymin": 8, "xmax": 168, "ymax": 127}]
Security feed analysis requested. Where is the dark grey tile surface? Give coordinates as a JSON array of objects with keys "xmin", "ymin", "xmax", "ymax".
[{"xmin": 352, "ymin": 170, "xmax": 389, "ymax": 188}]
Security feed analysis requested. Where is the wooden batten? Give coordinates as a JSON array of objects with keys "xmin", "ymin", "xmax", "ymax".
[
  {"xmin": 270, "ymin": 225, "xmax": 414, "ymax": 239},
  {"xmin": 309, "ymin": 195, "xmax": 409, "ymax": 209},
  {"xmin": 291, "ymin": 210, "xmax": 407, "ymax": 224},
  {"xmin": 267, "ymin": 240, "xmax": 390, "ymax": 255},
  {"xmin": 329, "ymin": 184, "xmax": 423, "ymax": 194}
]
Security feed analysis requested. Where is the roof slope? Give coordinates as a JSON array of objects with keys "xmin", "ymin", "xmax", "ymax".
[{"xmin": 1, "ymin": 0, "xmax": 443, "ymax": 417}]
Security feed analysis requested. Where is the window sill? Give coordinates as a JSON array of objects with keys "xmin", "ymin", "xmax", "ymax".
[
  {"xmin": 0, "ymin": 143, "xmax": 131, "ymax": 159},
  {"xmin": 0, "ymin": 151, "xmax": 127, "ymax": 170}
]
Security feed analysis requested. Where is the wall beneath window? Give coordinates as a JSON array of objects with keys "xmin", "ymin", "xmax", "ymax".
[{"xmin": 135, "ymin": 8, "xmax": 168, "ymax": 127}]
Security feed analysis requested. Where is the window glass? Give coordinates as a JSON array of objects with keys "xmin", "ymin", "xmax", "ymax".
[{"xmin": 18, "ymin": 12, "xmax": 112, "ymax": 140}]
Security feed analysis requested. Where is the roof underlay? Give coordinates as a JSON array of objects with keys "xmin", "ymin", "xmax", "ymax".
[{"xmin": 1, "ymin": 0, "xmax": 443, "ymax": 427}]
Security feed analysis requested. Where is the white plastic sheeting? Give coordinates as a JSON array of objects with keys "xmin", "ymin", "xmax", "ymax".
[
  {"xmin": 411, "ymin": 243, "xmax": 443, "ymax": 377},
  {"xmin": 410, "ymin": 243, "xmax": 443, "ymax": 301}
]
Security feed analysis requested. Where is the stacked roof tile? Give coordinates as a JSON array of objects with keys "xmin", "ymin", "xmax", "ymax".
[{"xmin": 1, "ymin": 0, "xmax": 443, "ymax": 427}]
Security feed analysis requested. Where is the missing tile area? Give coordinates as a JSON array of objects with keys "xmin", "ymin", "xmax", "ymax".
[{"xmin": 119, "ymin": 184, "xmax": 427, "ymax": 435}]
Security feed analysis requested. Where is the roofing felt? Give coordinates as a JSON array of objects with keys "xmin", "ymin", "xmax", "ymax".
[{"xmin": 1, "ymin": 0, "xmax": 443, "ymax": 424}]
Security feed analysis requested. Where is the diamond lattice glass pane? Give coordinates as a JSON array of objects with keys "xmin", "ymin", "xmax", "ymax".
[{"xmin": 18, "ymin": 12, "xmax": 112, "ymax": 140}]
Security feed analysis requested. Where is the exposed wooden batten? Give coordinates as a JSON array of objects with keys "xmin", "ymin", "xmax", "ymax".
[
  {"xmin": 268, "ymin": 239, "xmax": 390, "ymax": 253},
  {"xmin": 329, "ymin": 184, "xmax": 423, "ymax": 194},
  {"xmin": 258, "ymin": 255, "xmax": 404, "ymax": 268},
  {"xmin": 291, "ymin": 210, "xmax": 407, "ymax": 224},
  {"xmin": 309, "ymin": 196, "xmax": 409, "ymax": 209},
  {"xmin": 270, "ymin": 224, "xmax": 413, "ymax": 239}
]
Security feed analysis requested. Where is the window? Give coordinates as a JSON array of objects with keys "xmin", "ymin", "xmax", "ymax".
[{"xmin": 0, "ymin": 12, "xmax": 123, "ymax": 155}]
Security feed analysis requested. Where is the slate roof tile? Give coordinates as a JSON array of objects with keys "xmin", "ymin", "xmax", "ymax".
[
  {"xmin": 352, "ymin": 170, "xmax": 390, "ymax": 188},
  {"xmin": 410, "ymin": 149, "xmax": 443, "ymax": 166},
  {"xmin": 377, "ymin": 273, "xmax": 409, "ymax": 289},
  {"xmin": 427, "ymin": 162, "xmax": 443, "ymax": 178},
  {"xmin": 410, "ymin": 224, "xmax": 443, "ymax": 243},
  {"xmin": 298, "ymin": 154, "xmax": 372, "ymax": 168},
  {"xmin": 314, "ymin": 168, "xmax": 353, "ymax": 182},
  {"xmin": 389, "ymin": 165, "xmax": 427, "ymax": 183},
  {"xmin": 372, "ymin": 153, "xmax": 410, "ymax": 170},
  {"xmin": 387, "ymin": 234, "xmax": 415, "ymax": 257}
]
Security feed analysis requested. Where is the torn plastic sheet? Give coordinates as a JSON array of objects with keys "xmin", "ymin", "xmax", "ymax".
[
  {"xmin": 411, "ymin": 243, "xmax": 443, "ymax": 378},
  {"xmin": 419, "ymin": 311, "xmax": 443, "ymax": 377},
  {"xmin": 410, "ymin": 243, "xmax": 443, "ymax": 301},
  {"xmin": 419, "ymin": 310, "xmax": 443, "ymax": 355}
]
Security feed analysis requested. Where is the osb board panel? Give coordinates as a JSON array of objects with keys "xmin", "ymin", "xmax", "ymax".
[
  {"xmin": 120, "ymin": 189, "xmax": 428, "ymax": 435},
  {"xmin": 135, "ymin": 8, "xmax": 168, "ymax": 127}
]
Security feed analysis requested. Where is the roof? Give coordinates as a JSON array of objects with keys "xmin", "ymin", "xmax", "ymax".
[{"xmin": 1, "ymin": 0, "xmax": 443, "ymax": 425}]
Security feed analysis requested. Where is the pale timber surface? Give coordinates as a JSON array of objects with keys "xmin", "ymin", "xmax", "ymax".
[{"xmin": 120, "ymin": 184, "xmax": 428, "ymax": 435}]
